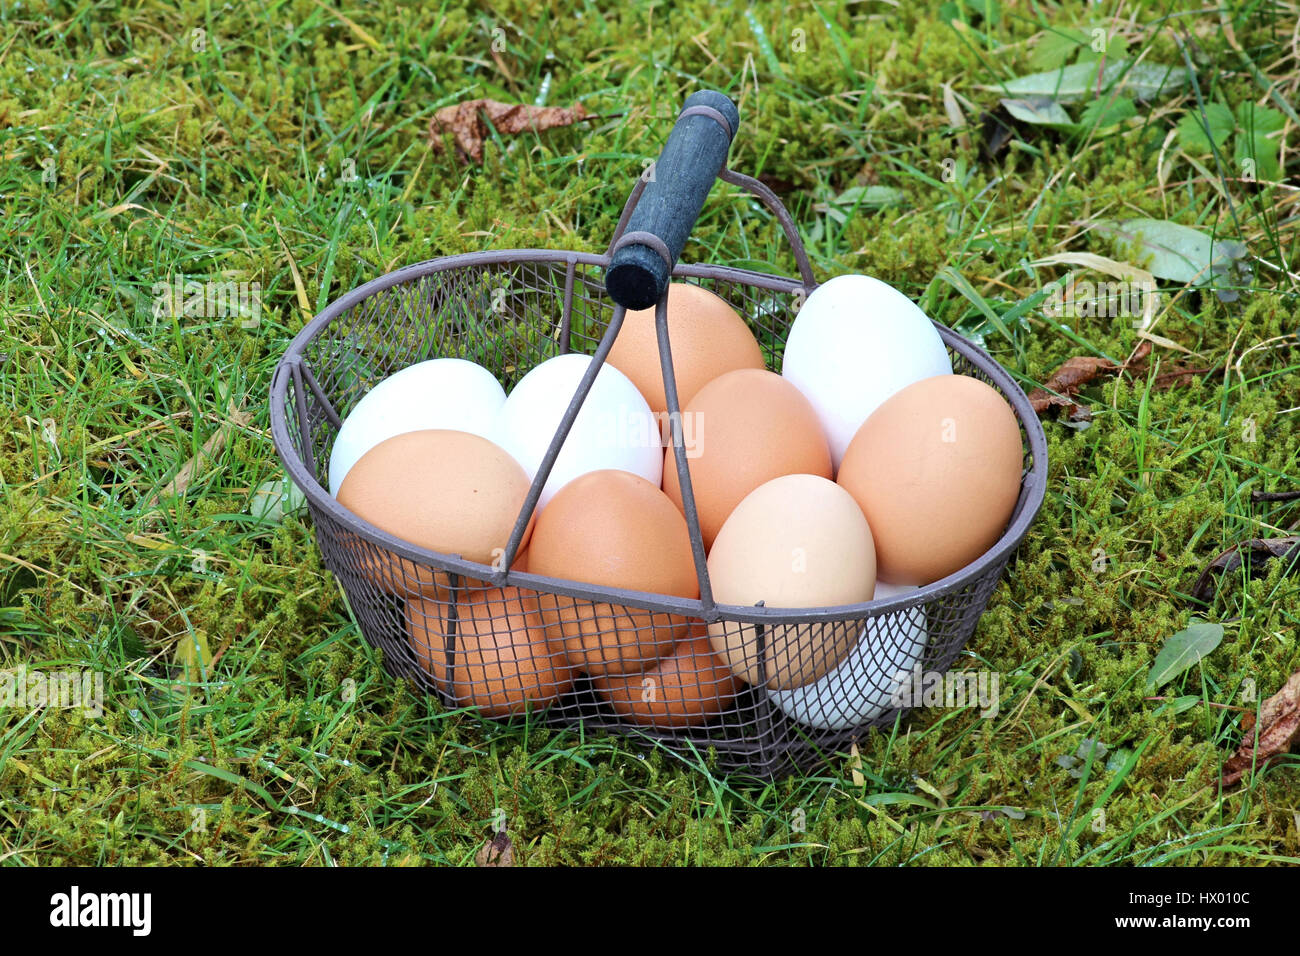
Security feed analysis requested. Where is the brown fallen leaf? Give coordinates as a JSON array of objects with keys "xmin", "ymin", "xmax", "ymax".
[
  {"xmin": 1026, "ymin": 343, "xmax": 1147, "ymax": 418},
  {"xmin": 1027, "ymin": 354, "xmax": 1121, "ymax": 418},
  {"xmin": 1126, "ymin": 339, "xmax": 1155, "ymax": 365},
  {"xmin": 1190, "ymin": 536, "xmax": 1300, "ymax": 604},
  {"xmin": 1150, "ymin": 364, "xmax": 1215, "ymax": 390},
  {"xmin": 428, "ymin": 99, "xmax": 589, "ymax": 164},
  {"xmin": 1028, "ymin": 340, "xmax": 1212, "ymax": 420},
  {"xmin": 475, "ymin": 830, "xmax": 514, "ymax": 867},
  {"xmin": 1132, "ymin": 340, "xmax": 1214, "ymax": 392},
  {"xmin": 1220, "ymin": 669, "xmax": 1300, "ymax": 787}
]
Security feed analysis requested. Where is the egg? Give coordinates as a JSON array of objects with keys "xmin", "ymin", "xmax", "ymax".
[
  {"xmin": 837, "ymin": 374, "xmax": 1023, "ymax": 585},
  {"xmin": 592, "ymin": 627, "xmax": 742, "ymax": 727},
  {"xmin": 528, "ymin": 469, "xmax": 697, "ymax": 675},
  {"xmin": 406, "ymin": 586, "xmax": 575, "ymax": 717},
  {"xmin": 706, "ymin": 474, "xmax": 877, "ymax": 690},
  {"xmin": 502, "ymin": 546, "xmax": 529, "ymax": 573},
  {"xmin": 607, "ymin": 282, "xmax": 765, "ymax": 423},
  {"xmin": 662, "ymin": 368, "xmax": 831, "ymax": 550},
  {"xmin": 492, "ymin": 354, "xmax": 662, "ymax": 508},
  {"xmin": 336, "ymin": 430, "xmax": 535, "ymax": 597},
  {"xmin": 336, "ymin": 456, "xmax": 530, "ymax": 599},
  {"xmin": 427, "ymin": 545, "xmax": 531, "ymax": 601},
  {"xmin": 328, "ymin": 358, "xmax": 505, "ymax": 496},
  {"xmin": 781, "ymin": 274, "xmax": 953, "ymax": 470},
  {"xmin": 766, "ymin": 582, "xmax": 927, "ymax": 730},
  {"xmin": 335, "ymin": 527, "xmax": 445, "ymax": 597}
]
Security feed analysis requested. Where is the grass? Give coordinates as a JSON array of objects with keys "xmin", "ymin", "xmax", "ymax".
[{"xmin": 1, "ymin": 0, "xmax": 1298, "ymax": 865}]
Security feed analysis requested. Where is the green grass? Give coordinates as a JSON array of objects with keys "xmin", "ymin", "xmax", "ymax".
[{"xmin": 2, "ymin": 0, "xmax": 1299, "ymax": 865}]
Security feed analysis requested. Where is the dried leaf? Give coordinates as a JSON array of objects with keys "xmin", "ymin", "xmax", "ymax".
[
  {"xmin": 849, "ymin": 740, "xmax": 865, "ymax": 787},
  {"xmin": 1128, "ymin": 340, "xmax": 1214, "ymax": 391},
  {"xmin": 1151, "ymin": 364, "xmax": 1213, "ymax": 389},
  {"xmin": 1135, "ymin": 329, "xmax": 1196, "ymax": 354},
  {"xmin": 1028, "ymin": 252, "xmax": 1154, "ymax": 284},
  {"xmin": 1027, "ymin": 355, "xmax": 1121, "ymax": 417},
  {"xmin": 428, "ymin": 99, "xmax": 589, "ymax": 164},
  {"xmin": 1221, "ymin": 669, "xmax": 1300, "ymax": 786},
  {"xmin": 1190, "ymin": 536, "xmax": 1300, "ymax": 604},
  {"xmin": 1028, "ymin": 340, "xmax": 1210, "ymax": 420},
  {"xmin": 475, "ymin": 830, "xmax": 514, "ymax": 867}
]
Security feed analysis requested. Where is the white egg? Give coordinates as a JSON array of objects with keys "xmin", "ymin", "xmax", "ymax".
[
  {"xmin": 767, "ymin": 582, "xmax": 928, "ymax": 730},
  {"xmin": 492, "ymin": 354, "xmax": 663, "ymax": 508},
  {"xmin": 781, "ymin": 274, "xmax": 953, "ymax": 470},
  {"xmin": 327, "ymin": 358, "xmax": 506, "ymax": 496}
]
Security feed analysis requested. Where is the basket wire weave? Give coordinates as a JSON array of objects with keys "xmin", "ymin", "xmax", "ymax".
[{"xmin": 270, "ymin": 167, "xmax": 1048, "ymax": 778}]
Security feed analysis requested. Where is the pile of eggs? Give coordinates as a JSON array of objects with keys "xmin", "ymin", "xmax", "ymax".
[{"xmin": 329, "ymin": 275, "xmax": 1024, "ymax": 731}]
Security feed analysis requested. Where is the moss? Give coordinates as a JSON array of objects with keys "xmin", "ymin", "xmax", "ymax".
[{"xmin": 1, "ymin": 0, "xmax": 1297, "ymax": 866}]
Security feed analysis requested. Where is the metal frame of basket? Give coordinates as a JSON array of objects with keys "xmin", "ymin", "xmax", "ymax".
[{"xmin": 270, "ymin": 112, "xmax": 1047, "ymax": 779}]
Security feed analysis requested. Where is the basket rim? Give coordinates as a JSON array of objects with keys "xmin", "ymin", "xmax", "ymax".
[{"xmin": 269, "ymin": 249, "xmax": 1049, "ymax": 625}]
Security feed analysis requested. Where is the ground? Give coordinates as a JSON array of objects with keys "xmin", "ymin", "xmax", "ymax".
[{"xmin": 1, "ymin": 0, "xmax": 1298, "ymax": 865}]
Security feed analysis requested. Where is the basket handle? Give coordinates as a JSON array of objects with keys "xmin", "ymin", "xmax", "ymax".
[
  {"xmin": 604, "ymin": 91, "xmax": 740, "ymax": 311},
  {"xmin": 604, "ymin": 156, "xmax": 817, "ymax": 294}
]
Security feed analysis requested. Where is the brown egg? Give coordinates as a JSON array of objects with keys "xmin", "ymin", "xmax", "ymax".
[
  {"xmin": 706, "ymin": 474, "xmax": 876, "ymax": 689},
  {"xmin": 337, "ymin": 539, "xmax": 531, "ymax": 600},
  {"xmin": 406, "ymin": 586, "xmax": 575, "ymax": 717},
  {"xmin": 335, "ymin": 529, "xmax": 444, "ymax": 597},
  {"xmin": 336, "ymin": 430, "xmax": 535, "ymax": 596},
  {"xmin": 593, "ymin": 628, "xmax": 742, "ymax": 727},
  {"xmin": 528, "ymin": 469, "xmax": 698, "ymax": 675},
  {"xmin": 429, "ymin": 545, "xmax": 531, "ymax": 599},
  {"xmin": 837, "ymin": 374, "xmax": 1023, "ymax": 585},
  {"xmin": 662, "ymin": 368, "xmax": 832, "ymax": 550},
  {"xmin": 607, "ymin": 282, "xmax": 765, "ymax": 422}
]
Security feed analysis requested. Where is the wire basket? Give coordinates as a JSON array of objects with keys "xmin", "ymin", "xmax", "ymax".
[{"xmin": 270, "ymin": 96, "xmax": 1048, "ymax": 778}]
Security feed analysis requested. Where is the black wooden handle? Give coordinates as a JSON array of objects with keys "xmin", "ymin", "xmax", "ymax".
[{"xmin": 605, "ymin": 91, "xmax": 740, "ymax": 311}]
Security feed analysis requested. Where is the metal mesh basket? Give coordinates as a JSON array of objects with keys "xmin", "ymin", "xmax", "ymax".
[{"xmin": 270, "ymin": 159, "xmax": 1047, "ymax": 779}]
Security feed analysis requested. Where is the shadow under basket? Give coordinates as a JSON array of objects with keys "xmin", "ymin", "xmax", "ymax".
[{"xmin": 269, "ymin": 170, "xmax": 1048, "ymax": 779}]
